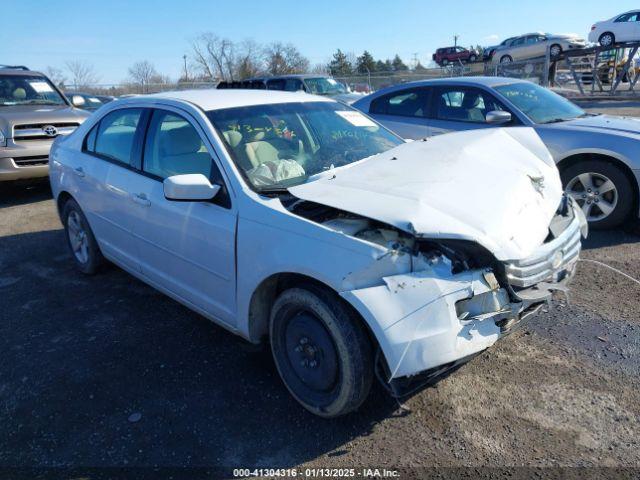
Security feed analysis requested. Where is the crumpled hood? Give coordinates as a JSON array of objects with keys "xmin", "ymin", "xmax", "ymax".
[
  {"xmin": 558, "ymin": 114, "xmax": 640, "ymax": 137},
  {"xmin": 290, "ymin": 127, "xmax": 563, "ymax": 261}
]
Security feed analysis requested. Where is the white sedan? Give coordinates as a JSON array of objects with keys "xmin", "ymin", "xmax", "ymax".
[
  {"xmin": 589, "ymin": 10, "xmax": 640, "ymax": 47},
  {"xmin": 49, "ymin": 90, "xmax": 585, "ymax": 417}
]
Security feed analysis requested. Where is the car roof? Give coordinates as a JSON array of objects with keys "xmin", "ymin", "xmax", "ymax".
[
  {"xmin": 0, "ymin": 68, "xmax": 45, "ymax": 77},
  {"xmin": 146, "ymin": 88, "xmax": 335, "ymax": 111},
  {"xmin": 383, "ymin": 76, "xmax": 524, "ymax": 89}
]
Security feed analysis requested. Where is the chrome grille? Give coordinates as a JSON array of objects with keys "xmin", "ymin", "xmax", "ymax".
[
  {"xmin": 13, "ymin": 123, "xmax": 79, "ymax": 141},
  {"xmin": 504, "ymin": 217, "xmax": 581, "ymax": 288}
]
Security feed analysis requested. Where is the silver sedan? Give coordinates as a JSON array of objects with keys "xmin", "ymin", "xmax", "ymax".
[{"xmin": 352, "ymin": 77, "xmax": 640, "ymax": 229}]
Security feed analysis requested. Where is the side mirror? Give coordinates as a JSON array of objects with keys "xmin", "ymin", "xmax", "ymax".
[
  {"xmin": 163, "ymin": 174, "xmax": 220, "ymax": 201},
  {"xmin": 485, "ymin": 110, "xmax": 512, "ymax": 125},
  {"xmin": 71, "ymin": 95, "xmax": 86, "ymax": 107}
]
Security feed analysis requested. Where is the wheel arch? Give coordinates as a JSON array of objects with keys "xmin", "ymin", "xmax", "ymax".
[
  {"xmin": 557, "ymin": 151, "xmax": 639, "ymax": 216},
  {"xmin": 246, "ymin": 272, "xmax": 381, "ymax": 352},
  {"xmin": 56, "ymin": 190, "xmax": 75, "ymax": 219}
]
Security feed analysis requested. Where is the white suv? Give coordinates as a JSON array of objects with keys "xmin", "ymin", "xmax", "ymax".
[{"xmin": 49, "ymin": 90, "xmax": 586, "ymax": 417}]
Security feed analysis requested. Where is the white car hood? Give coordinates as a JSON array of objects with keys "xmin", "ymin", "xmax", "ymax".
[{"xmin": 290, "ymin": 128, "xmax": 563, "ymax": 261}]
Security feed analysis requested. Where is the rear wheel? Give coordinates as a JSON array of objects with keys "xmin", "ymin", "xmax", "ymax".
[
  {"xmin": 561, "ymin": 160, "xmax": 634, "ymax": 229},
  {"xmin": 598, "ymin": 32, "xmax": 615, "ymax": 48},
  {"xmin": 269, "ymin": 285, "xmax": 373, "ymax": 418},
  {"xmin": 62, "ymin": 198, "xmax": 104, "ymax": 274}
]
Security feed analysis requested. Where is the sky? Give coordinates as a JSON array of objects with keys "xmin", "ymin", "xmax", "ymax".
[{"xmin": 2, "ymin": 0, "xmax": 637, "ymax": 84}]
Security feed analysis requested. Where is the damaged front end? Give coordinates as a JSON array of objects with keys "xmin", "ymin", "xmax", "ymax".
[{"xmin": 286, "ymin": 193, "xmax": 586, "ymax": 398}]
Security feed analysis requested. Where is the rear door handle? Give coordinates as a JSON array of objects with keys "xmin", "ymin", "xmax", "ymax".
[
  {"xmin": 73, "ymin": 166, "xmax": 85, "ymax": 177},
  {"xmin": 131, "ymin": 193, "xmax": 151, "ymax": 207}
]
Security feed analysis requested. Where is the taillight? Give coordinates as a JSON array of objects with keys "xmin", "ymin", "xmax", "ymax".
[{"xmin": 591, "ymin": 25, "xmax": 596, "ymax": 30}]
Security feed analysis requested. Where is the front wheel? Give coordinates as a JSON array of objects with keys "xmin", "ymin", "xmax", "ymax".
[
  {"xmin": 270, "ymin": 285, "xmax": 373, "ymax": 418},
  {"xmin": 469, "ymin": 54, "xmax": 477, "ymax": 62},
  {"xmin": 549, "ymin": 44, "xmax": 562, "ymax": 58},
  {"xmin": 62, "ymin": 198, "xmax": 104, "ymax": 274},
  {"xmin": 500, "ymin": 55, "xmax": 513, "ymax": 64},
  {"xmin": 561, "ymin": 160, "xmax": 634, "ymax": 229},
  {"xmin": 441, "ymin": 58, "xmax": 449, "ymax": 66}
]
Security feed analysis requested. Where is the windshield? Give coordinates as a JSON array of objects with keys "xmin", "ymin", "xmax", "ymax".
[
  {"xmin": 495, "ymin": 82, "xmax": 585, "ymax": 124},
  {"xmin": 208, "ymin": 102, "xmax": 403, "ymax": 191},
  {"xmin": 0, "ymin": 75, "xmax": 66, "ymax": 106},
  {"xmin": 303, "ymin": 77, "xmax": 348, "ymax": 95}
]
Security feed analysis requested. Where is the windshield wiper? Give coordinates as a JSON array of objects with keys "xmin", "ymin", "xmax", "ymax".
[
  {"xmin": 542, "ymin": 118, "xmax": 569, "ymax": 124},
  {"xmin": 256, "ymin": 186, "xmax": 290, "ymax": 195}
]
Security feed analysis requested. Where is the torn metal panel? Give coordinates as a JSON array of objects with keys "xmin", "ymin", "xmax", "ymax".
[{"xmin": 290, "ymin": 127, "xmax": 563, "ymax": 261}]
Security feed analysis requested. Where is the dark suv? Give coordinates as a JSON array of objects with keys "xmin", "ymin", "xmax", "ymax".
[
  {"xmin": 0, "ymin": 66, "xmax": 89, "ymax": 182},
  {"xmin": 433, "ymin": 47, "xmax": 479, "ymax": 66}
]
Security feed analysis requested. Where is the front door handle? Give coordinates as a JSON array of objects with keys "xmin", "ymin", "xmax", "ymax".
[
  {"xmin": 131, "ymin": 193, "xmax": 151, "ymax": 207},
  {"xmin": 73, "ymin": 166, "xmax": 85, "ymax": 177}
]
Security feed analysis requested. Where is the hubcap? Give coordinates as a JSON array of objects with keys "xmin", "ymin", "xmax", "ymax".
[
  {"xmin": 601, "ymin": 35, "xmax": 612, "ymax": 46},
  {"xmin": 565, "ymin": 172, "xmax": 618, "ymax": 222},
  {"xmin": 284, "ymin": 311, "xmax": 338, "ymax": 392},
  {"xmin": 501, "ymin": 57, "xmax": 511, "ymax": 64},
  {"xmin": 67, "ymin": 211, "xmax": 89, "ymax": 264},
  {"xmin": 550, "ymin": 46, "xmax": 560, "ymax": 56}
]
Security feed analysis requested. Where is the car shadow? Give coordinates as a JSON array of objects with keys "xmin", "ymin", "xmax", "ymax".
[
  {"xmin": 0, "ymin": 228, "xmax": 402, "ymax": 469},
  {"xmin": 0, "ymin": 180, "xmax": 52, "ymax": 208},
  {"xmin": 581, "ymin": 227, "xmax": 640, "ymax": 250}
]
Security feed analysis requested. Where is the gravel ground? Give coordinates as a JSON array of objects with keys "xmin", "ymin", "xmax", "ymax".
[{"xmin": 0, "ymin": 102, "xmax": 639, "ymax": 479}]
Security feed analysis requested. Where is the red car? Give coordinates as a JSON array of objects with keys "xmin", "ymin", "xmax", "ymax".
[{"xmin": 433, "ymin": 46, "xmax": 479, "ymax": 66}]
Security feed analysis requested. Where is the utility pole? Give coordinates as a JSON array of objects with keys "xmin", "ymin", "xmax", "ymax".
[
  {"xmin": 412, "ymin": 52, "xmax": 419, "ymax": 69},
  {"xmin": 182, "ymin": 54, "xmax": 188, "ymax": 82},
  {"xmin": 453, "ymin": 34, "xmax": 459, "ymax": 47}
]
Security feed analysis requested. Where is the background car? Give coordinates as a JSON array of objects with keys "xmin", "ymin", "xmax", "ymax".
[
  {"xmin": 352, "ymin": 77, "xmax": 640, "ymax": 229},
  {"xmin": 0, "ymin": 65, "xmax": 89, "ymax": 183},
  {"xmin": 492, "ymin": 32, "xmax": 586, "ymax": 63},
  {"xmin": 589, "ymin": 10, "xmax": 640, "ymax": 47},
  {"xmin": 433, "ymin": 46, "xmax": 479, "ymax": 66},
  {"xmin": 217, "ymin": 74, "xmax": 363, "ymax": 104},
  {"xmin": 63, "ymin": 91, "xmax": 115, "ymax": 112},
  {"xmin": 483, "ymin": 37, "xmax": 517, "ymax": 60}
]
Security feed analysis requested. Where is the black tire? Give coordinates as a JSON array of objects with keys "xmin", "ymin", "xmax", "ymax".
[
  {"xmin": 441, "ymin": 58, "xmax": 449, "ymax": 66},
  {"xmin": 598, "ymin": 32, "xmax": 615, "ymax": 48},
  {"xmin": 561, "ymin": 160, "xmax": 634, "ymax": 230},
  {"xmin": 62, "ymin": 198, "xmax": 104, "ymax": 274},
  {"xmin": 500, "ymin": 55, "xmax": 512, "ymax": 64},
  {"xmin": 269, "ymin": 285, "xmax": 373, "ymax": 418},
  {"xmin": 549, "ymin": 44, "xmax": 562, "ymax": 58}
]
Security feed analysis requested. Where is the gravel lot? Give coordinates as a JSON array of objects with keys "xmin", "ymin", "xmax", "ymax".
[{"xmin": 1, "ymin": 102, "xmax": 639, "ymax": 478}]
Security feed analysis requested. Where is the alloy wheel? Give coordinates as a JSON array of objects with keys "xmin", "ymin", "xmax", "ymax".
[
  {"xmin": 67, "ymin": 210, "xmax": 90, "ymax": 264},
  {"xmin": 565, "ymin": 172, "xmax": 618, "ymax": 222}
]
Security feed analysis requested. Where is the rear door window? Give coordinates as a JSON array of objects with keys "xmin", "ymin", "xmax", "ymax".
[
  {"xmin": 369, "ymin": 87, "xmax": 431, "ymax": 118},
  {"xmin": 86, "ymin": 108, "xmax": 144, "ymax": 164}
]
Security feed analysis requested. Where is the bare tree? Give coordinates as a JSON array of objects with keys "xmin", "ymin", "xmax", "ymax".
[
  {"xmin": 44, "ymin": 66, "xmax": 67, "ymax": 87},
  {"xmin": 191, "ymin": 33, "xmax": 237, "ymax": 81},
  {"xmin": 235, "ymin": 39, "xmax": 263, "ymax": 79},
  {"xmin": 128, "ymin": 61, "xmax": 158, "ymax": 93},
  {"xmin": 65, "ymin": 61, "xmax": 99, "ymax": 89},
  {"xmin": 264, "ymin": 42, "xmax": 309, "ymax": 75}
]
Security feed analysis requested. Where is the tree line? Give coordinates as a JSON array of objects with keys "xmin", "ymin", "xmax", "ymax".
[{"xmin": 43, "ymin": 32, "xmax": 429, "ymax": 93}]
